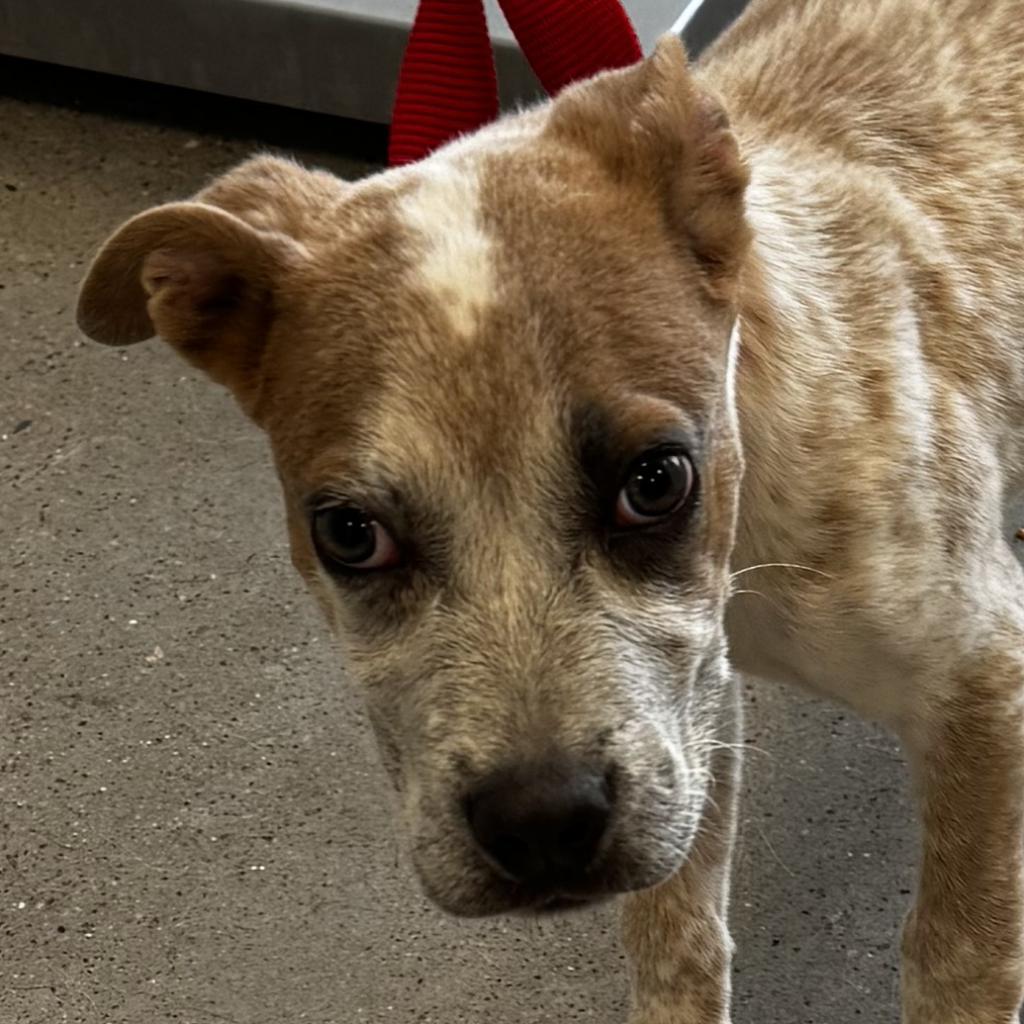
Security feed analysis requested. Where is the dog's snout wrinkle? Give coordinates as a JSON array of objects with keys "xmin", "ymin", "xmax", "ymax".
[{"xmin": 464, "ymin": 759, "xmax": 613, "ymax": 887}]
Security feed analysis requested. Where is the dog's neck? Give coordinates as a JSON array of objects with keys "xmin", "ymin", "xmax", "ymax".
[{"xmin": 728, "ymin": 146, "xmax": 850, "ymax": 576}]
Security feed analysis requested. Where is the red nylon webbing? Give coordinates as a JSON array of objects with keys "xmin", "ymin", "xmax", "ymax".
[
  {"xmin": 388, "ymin": 0, "xmax": 500, "ymax": 167},
  {"xmin": 388, "ymin": 0, "xmax": 641, "ymax": 167}
]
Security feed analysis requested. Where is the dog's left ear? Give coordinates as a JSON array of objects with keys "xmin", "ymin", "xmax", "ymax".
[
  {"xmin": 77, "ymin": 156, "xmax": 342, "ymax": 418},
  {"xmin": 545, "ymin": 35, "xmax": 750, "ymax": 302}
]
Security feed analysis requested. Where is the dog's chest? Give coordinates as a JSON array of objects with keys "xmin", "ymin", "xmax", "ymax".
[{"xmin": 725, "ymin": 409, "xmax": 1024, "ymax": 727}]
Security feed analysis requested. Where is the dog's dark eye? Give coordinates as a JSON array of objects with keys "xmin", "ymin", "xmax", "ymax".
[
  {"xmin": 615, "ymin": 451, "xmax": 694, "ymax": 527},
  {"xmin": 312, "ymin": 506, "xmax": 400, "ymax": 571}
]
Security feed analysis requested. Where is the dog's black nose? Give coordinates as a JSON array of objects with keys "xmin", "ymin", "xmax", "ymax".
[{"xmin": 464, "ymin": 760, "xmax": 612, "ymax": 885}]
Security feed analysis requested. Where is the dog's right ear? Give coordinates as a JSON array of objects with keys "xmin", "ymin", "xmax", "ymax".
[
  {"xmin": 76, "ymin": 156, "xmax": 339, "ymax": 417},
  {"xmin": 545, "ymin": 36, "xmax": 750, "ymax": 303}
]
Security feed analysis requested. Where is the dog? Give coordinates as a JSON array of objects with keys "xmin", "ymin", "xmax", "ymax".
[{"xmin": 75, "ymin": 0, "xmax": 1024, "ymax": 1019}]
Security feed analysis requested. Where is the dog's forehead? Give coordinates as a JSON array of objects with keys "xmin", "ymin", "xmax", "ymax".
[
  {"xmin": 396, "ymin": 160, "xmax": 497, "ymax": 339},
  {"xmin": 267, "ymin": 147, "xmax": 725, "ymax": 493},
  {"xmin": 364, "ymin": 156, "xmax": 557, "ymax": 474}
]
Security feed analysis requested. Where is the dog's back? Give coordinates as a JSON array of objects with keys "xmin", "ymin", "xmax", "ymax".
[
  {"xmin": 707, "ymin": 0, "xmax": 1024, "ymax": 175},
  {"xmin": 707, "ymin": 0, "xmax": 1024, "ymax": 422}
]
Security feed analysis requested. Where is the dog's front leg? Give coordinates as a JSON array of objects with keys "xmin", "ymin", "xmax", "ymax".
[
  {"xmin": 902, "ymin": 642, "xmax": 1024, "ymax": 1023},
  {"xmin": 621, "ymin": 690, "xmax": 740, "ymax": 1024}
]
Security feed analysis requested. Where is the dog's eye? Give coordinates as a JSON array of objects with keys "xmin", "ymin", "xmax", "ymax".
[
  {"xmin": 312, "ymin": 506, "xmax": 400, "ymax": 571},
  {"xmin": 615, "ymin": 451, "xmax": 694, "ymax": 527}
]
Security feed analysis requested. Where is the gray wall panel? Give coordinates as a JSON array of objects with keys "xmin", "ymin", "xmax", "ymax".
[{"xmin": 0, "ymin": 1, "xmax": 745, "ymax": 123}]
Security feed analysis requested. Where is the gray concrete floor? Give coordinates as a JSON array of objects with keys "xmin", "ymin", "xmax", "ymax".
[{"xmin": 1, "ymin": 71, "xmax": 918, "ymax": 1024}]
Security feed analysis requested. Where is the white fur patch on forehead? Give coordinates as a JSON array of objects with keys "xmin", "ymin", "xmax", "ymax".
[{"xmin": 397, "ymin": 160, "xmax": 496, "ymax": 337}]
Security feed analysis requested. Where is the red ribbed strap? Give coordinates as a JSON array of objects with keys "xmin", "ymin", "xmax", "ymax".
[
  {"xmin": 388, "ymin": 0, "xmax": 642, "ymax": 167},
  {"xmin": 499, "ymin": 0, "xmax": 641, "ymax": 97},
  {"xmin": 388, "ymin": 0, "xmax": 499, "ymax": 167}
]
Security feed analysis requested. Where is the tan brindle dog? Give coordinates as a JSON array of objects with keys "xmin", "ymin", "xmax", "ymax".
[{"xmin": 76, "ymin": 0, "xmax": 1024, "ymax": 1019}]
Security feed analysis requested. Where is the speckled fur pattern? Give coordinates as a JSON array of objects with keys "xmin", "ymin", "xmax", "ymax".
[{"xmin": 76, "ymin": 0, "xmax": 1024, "ymax": 1019}]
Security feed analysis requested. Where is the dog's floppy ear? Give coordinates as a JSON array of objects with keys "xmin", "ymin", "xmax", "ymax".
[
  {"xmin": 545, "ymin": 34, "xmax": 750, "ymax": 301},
  {"xmin": 76, "ymin": 156, "xmax": 335, "ymax": 416}
]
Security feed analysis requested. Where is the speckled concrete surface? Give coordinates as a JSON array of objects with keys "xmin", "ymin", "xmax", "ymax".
[{"xmin": 2, "ymin": 71, "xmax": 925, "ymax": 1024}]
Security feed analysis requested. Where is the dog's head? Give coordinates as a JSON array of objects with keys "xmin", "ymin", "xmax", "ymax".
[{"xmin": 77, "ymin": 38, "xmax": 750, "ymax": 915}]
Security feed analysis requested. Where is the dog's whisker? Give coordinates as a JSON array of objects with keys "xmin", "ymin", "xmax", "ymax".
[
  {"xmin": 727, "ymin": 587, "xmax": 792, "ymax": 620},
  {"xmin": 701, "ymin": 739, "xmax": 774, "ymax": 761},
  {"xmin": 753, "ymin": 822, "xmax": 797, "ymax": 879},
  {"xmin": 729, "ymin": 562, "xmax": 834, "ymax": 581}
]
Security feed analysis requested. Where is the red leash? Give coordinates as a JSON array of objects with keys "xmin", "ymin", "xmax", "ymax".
[{"xmin": 389, "ymin": 0, "xmax": 642, "ymax": 166}]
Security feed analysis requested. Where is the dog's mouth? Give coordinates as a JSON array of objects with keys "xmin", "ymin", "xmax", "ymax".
[
  {"xmin": 474, "ymin": 877, "xmax": 615, "ymax": 917},
  {"xmin": 504, "ymin": 865, "xmax": 618, "ymax": 913},
  {"xmin": 422, "ymin": 846, "xmax": 680, "ymax": 919},
  {"xmin": 528, "ymin": 890, "xmax": 615, "ymax": 915}
]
